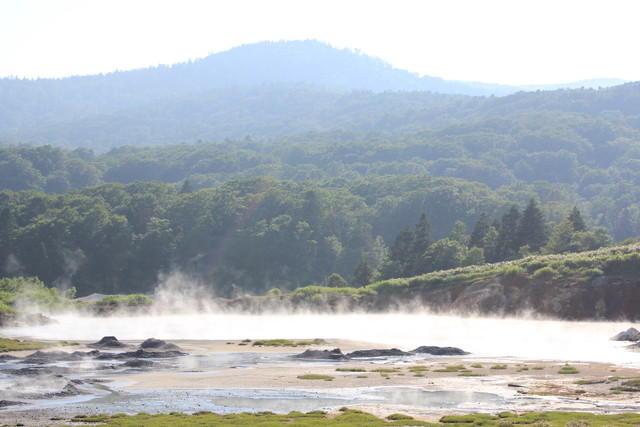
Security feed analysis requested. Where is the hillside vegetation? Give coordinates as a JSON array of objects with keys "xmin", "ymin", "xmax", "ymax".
[
  {"xmin": 1, "ymin": 40, "xmax": 639, "ymax": 315},
  {"xmin": 232, "ymin": 243, "xmax": 640, "ymax": 320}
]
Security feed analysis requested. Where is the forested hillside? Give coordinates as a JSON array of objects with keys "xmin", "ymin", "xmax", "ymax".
[
  {"xmin": 1, "ymin": 41, "xmax": 639, "ymax": 301},
  {"xmin": 2, "ymin": 82, "xmax": 640, "ymax": 241},
  {"xmin": 0, "ymin": 176, "xmax": 612, "ymax": 298},
  {"xmin": 0, "ymin": 40, "xmax": 630, "ymax": 151}
]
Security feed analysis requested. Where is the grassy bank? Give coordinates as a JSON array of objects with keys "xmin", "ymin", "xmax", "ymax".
[
  {"xmin": 65, "ymin": 409, "xmax": 640, "ymax": 426},
  {"xmin": 285, "ymin": 243, "xmax": 640, "ymax": 304},
  {"xmin": 0, "ymin": 337, "xmax": 77, "ymax": 352}
]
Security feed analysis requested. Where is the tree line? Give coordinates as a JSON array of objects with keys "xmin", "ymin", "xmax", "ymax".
[
  {"xmin": 0, "ymin": 177, "xmax": 617, "ymax": 298},
  {"xmin": 2, "ymin": 101, "xmax": 640, "ymax": 241}
]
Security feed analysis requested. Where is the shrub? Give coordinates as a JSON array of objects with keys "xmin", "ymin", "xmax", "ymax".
[
  {"xmin": 265, "ymin": 288, "xmax": 283, "ymax": 298},
  {"xmin": 326, "ymin": 273, "xmax": 348, "ymax": 288},
  {"xmin": 559, "ymin": 365, "xmax": 580, "ymax": 374},
  {"xmin": 94, "ymin": 294, "xmax": 153, "ymax": 307},
  {"xmin": 583, "ymin": 268, "xmax": 604, "ymax": 278},
  {"xmin": 500, "ymin": 265, "xmax": 527, "ymax": 278},
  {"xmin": 532, "ymin": 266, "xmax": 560, "ymax": 280}
]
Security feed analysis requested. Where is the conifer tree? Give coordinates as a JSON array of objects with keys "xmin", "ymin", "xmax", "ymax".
[
  {"xmin": 517, "ymin": 198, "xmax": 548, "ymax": 251},
  {"xmin": 383, "ymin": 226, "xmax": 414, "ymax": 278},
  {"xmin": 568, "ymin": 206, "xmax": 586, "ymax": 231},
  {"xmin": 352, "ymin": 257, "xmax": 374, "ymax": 287},
  {"xmin": 469, "ymin": 212, "xmax": 490, "ymax": 248},
  {"xmin": 408, "ymin": 213, "xmax": 433, "ymax": 275},
  {"xmin": 482, "ymin": 225, "xmax": 500, "ymax": 263},
  {"xmin": 497, "ymin": 205, "xmax": 521, "ymax": 259}
]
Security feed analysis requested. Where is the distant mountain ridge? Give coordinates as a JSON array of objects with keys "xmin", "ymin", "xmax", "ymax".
[{"xmin": 0, "ymin": 40, "xmax": 632, "ymax": 150}]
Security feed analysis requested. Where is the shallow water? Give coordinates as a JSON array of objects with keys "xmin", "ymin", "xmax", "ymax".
[
  {"xmin": 3, "ymin": 312, "xmax": 640, "ymax": 417},
  {"xmin": 4, "ymin": 313, "xmax": 639, "ymax": 365},
  {"xmin": 101, "ymin": 387, "xmax": 505, "ymax": 414}
]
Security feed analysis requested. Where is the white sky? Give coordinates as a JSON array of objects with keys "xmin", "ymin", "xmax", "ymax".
[{"xmin": 1, "ymin": 0, "xmax": 639, "ymax": 85}]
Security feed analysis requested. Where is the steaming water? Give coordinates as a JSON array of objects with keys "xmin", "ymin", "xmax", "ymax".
[{"xmin": 4, "ymin": 313, "xmax": 638, "ymax": 365}]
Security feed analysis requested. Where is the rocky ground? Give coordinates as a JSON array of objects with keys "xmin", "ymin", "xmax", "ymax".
[{"xmin": 1, "ymin": 336, "xmax": 640, "ymax": 426}]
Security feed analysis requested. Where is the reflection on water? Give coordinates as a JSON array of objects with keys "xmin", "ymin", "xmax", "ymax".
[
  {"xmin": 40, "ymin": 386, "xmax": 502, "ymax": 415},
  {"xmin": 213, "ymin": 388, "xmax": 503, "ymax": 413}
]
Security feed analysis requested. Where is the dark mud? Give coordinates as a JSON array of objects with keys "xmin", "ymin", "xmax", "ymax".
[
  {"xmin": 0, "ymin": 336, "xmax": 185, "ymax": 410},
  {"xmin": 293, "ymin": 345, "xmax": 470, "ymax": 360}
]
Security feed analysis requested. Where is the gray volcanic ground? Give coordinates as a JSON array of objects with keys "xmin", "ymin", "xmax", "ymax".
[{"xmin": 1, "ymin": 312, "xmax": 640, "ymax": 425}]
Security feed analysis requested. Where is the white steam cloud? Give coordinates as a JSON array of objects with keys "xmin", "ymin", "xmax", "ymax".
[{"xmin": 3, "ymin": 312, "xmax": 639, "ymax": 366}]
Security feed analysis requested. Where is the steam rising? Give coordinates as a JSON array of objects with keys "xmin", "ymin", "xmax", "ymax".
[
  {"xmin": 3, "ymin": 274, "xmax": 638, "ymax": 367},
  {"xmin": 4, "ymin": 312, "xmax": 638, "ymax": 366}
]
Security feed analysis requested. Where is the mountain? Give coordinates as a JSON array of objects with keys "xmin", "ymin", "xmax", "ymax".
[
  {"xmin": 2, "ymin": 79, "xmax": 639, "ymax": 152},
  {"xmin": 0, "ymin": 40, "xmax": 630, "ymax": 151}
]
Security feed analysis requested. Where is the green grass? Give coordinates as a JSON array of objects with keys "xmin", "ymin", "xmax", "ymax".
[
  {"xmin": 558, "ymin": 365, "xmax": 580, "ymax": 374},
  {"xmin": 252, "ymin": 338, "xmax": 325, "ymax": 347},
  {"xmin": 58, "ymin": 410, "xmax": 640, "ymax": 426},
  {"xmin": 490, "ymin": 364, "xmax": 508, "ymax": 370},
  {"xmin": 0, "ymin": 337, "xmax": 77, "ymax": 352},
  {"xmin": 439, "ymin": 411, "xmax": 640, "ymax": 427},
  {"xmin": 611, "ymin": 379, "xmax": 640, "ymax": 392},
  {"xmin": 433, "ymin": 364, "xmax": 465, "ymax": 372},
  {"xmin": 574, "ymin": 379, "xmax": 606, "ymax": 385},
  {"xmin": 297, "ymin": 374, "xmax": 334, "ymax": 381},
  {"xmin": 335, "ymin": 368, "xmax": 366, "ymax": 372},
  {"xmin": 292, "ymin": 243, "xmax": 640, "ymax": 302},
  {"xmin": 94, "ymin": 294, "xmax": 153, "ymax": 307}
]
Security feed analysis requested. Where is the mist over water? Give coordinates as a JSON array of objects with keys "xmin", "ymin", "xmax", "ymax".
[{"xmin": 5, "ymin": 312, "xmax": 638, "ymax": 366}]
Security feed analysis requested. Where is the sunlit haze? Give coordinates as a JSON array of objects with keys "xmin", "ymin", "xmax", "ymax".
[
  {"xmin": 4, "ymin": 313, "xmax": 639, "ymax": 366},
  {"xmin": 1, "ymin": 0, "xmax": 640, "ymax": 85}
]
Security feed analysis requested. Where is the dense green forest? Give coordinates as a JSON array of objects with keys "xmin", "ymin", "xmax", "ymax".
[
  {"xmin": 1, "ymin": 42, "xmax": 639, "ymax": 299},
  {"xmin": 0, "ymin": 175, "xmax": 615, "ymax": 298},
  {"xmin": 2, "ymin": 81, "xmax": 638, "ymax": 151},
  {"xmin": 3, "ymin": 86, "xmax": 640, "ymax": 243}
]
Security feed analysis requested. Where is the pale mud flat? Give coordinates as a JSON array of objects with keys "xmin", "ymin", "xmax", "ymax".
[{"xmin": 1, "ymin": 313, "xmax": 640, "ymax": 425}]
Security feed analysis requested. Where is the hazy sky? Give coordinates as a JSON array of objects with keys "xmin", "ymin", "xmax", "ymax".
[{"xmin": 1, "ymin": 0, "xmax": 639, "ymax": 85}]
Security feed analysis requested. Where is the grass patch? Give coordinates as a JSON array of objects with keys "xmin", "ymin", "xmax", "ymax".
[
  {"xmin": 611, "ymin": 379, "xmax": 640, "ymax": 392},
  {"xmin": 490, "ymin": 364, "xmax": 508, "ymax": 370},
  {"xmin": 297, "ymin": 374, "xmax": 334, "ymax": 381},
  {"xmin": 387, "ymin": 413, "xmax": 414, "ymax": 420},
  {"xmin": 434, "ymin": 364, "xmax": 465, "ymax": 372},
  {"xmin": 607, "ymin": 376, "xmax": 639, "ymax": 382},
  {"xmin": 64, "ymin": 410, "xmax": 640, "ymax": 426},
  {"xmin": 559, "ymin": 365, "xmax": 580, "ymax": 374},
  {"xmin": 370, "ymin": 368, "xmax": 401, "ymax": 373},
  {"xmin": 335, "ymin": 368, "xmax": 366, "ymax": 372},
  {"xmin": 471, "ymin": 363, "xmax": 484, "ymax": 368},
  {"xmin": 574, "ymin": 379, "xmax": 606, "ymax": 385},
  {"xmin": 0, "ymin": 338, "xmax": 77, "ymax": 352},
  {"xmin": 458, "ymin": 372, "xmax": 486, "ymax": 377},
  {"xmin": 408, "ymin": 365, "xmax": 429, "ymax": 372},
  {"xmin": 252, "ymin": 338, "xmax": 325, "ymax": 347},
  {"xmin": 94, "ymin": 294, "xmax": 153, "ymax": 307}
]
